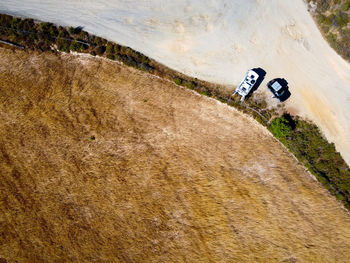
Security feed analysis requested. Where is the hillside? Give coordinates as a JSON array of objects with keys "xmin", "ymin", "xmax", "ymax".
[
  {"xmin": 1, "ymin": 48, "xmax": 350, "ymax": 262},
  {"xmin": 2, "ymin": 0, "xmax": 350, "ymax": 165}
]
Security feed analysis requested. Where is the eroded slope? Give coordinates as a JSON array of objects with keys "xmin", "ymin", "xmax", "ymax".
[{"xmin": 1, "ymin": 49, "xmax": 350, "ymax": 262}]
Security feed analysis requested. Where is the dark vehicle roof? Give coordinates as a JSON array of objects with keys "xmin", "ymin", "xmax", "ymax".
[{"xmin": 267, "ymin": 78, "xmax": 290, "ymax": 101}]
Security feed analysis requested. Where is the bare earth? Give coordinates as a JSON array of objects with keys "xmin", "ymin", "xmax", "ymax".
[{"xmin": 1, "ymin": 49, "xmax": 350, "ymax": 262}]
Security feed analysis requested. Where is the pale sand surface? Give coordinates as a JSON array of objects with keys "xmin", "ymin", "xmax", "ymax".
[{"xmin": 1, "ymin": 0, "xmax": 350, "ymax": 164}]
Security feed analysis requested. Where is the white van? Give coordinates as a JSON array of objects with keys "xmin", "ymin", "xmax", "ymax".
[{"xmin": 232, "ymin": 69, "xmax": 260, "ymax": 101}]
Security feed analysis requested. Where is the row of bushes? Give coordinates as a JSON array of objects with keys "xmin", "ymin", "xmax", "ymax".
[
  {"xmin": 312, "ymin": 0, "xmax": 350, "ymax": 12},
  {"xmin": 269, "ymin": 115, "xmax": 350, "ymax": 209},
  {"xmin": 0, "ymin": 13, "xmax": 155, "ymax": 72},
  {"xmin": 318, "ymin": 12, "xmax": 350, "ymax": 28},
  {"xmin": 1, "ymin": 13, "xmax": 350, "ymax": 210}
]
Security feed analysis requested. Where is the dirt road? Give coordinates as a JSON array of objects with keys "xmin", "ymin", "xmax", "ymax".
[{"xmin": 1, "ymin": 49, "xmax": 350, "ymax": 262}]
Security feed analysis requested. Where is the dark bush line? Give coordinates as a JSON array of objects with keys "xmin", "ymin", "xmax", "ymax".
[
  {"xmin": 1, "ymin": 13, "xmax": 350, "ymax": 210},
  {"xmin": 269, "ymin": 114, "xmax": 350, "ymax": 209}
]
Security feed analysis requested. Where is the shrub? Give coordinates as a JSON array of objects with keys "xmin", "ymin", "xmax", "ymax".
[
  {"xmin": 58, "ymin": 29, "xmax": 69, "ymax": 38},
  {"xmin": 56, "ymin": 38, "xmax": 71, "ymax": 52},
  {"xmin": 200, "ymin": 90, "xmax": 211, "ymax": 97},
  {"xmin": 18, "ymin": 18, "xmax": 35, "ymax": 32},
  {"xmin": 141, "ymin": 54, "xmax": 150, "ymax": 64},
  {"xmin": 184, "ymin": 80, "xmax": 196, "ymax": 89},
  {"xmin": 269, "ymin": 116, "xmax": 292, "ymax": 141},
  {"xmin": 174, "ymin": 78, "xmax": 182, "ymax": 85},
  {"xmin": 334, "ymin": 12, "xmax": 349, "ymax": 27},
  {"xmin": 138, "ymin": 63, "xmax": 153, "ymax": 72},
  {"xmin": 123, "ymin": 56, "xmax": 137, "ymax": 67},
  {"xmin": 106, "ymin": 54, "xmax": 115, "ymax": 60},
  {"xmin": 36, "ymin": 41, "xmax": 51, "ymax": 51},
  {"xmin": 0, "ymin": 14, "xmax": 13, "ymax": 27},
  {"xmin": 342, "ymin": 0, "xmax": 350, "ymax": 11},
  {"xmin": 79, "ymin": 30, "xmax": 89, "ymax": 41},
  {"xmin": 113, "ymin": 44, "xmax": 121, "ymax": 53},
  {"xmin": 68, "ymin": 26, "xmax": 82, "ymax": 35},
  {"xmin": 94, "ymin": 45, "xmax": 106, "ymax": 55},
  {"xmin": 70, "ymin": 41, "xmax": 83, "ymax": 51},
  {"xmin": 106, "ymin": 42, "xmax": 114, "ymax": 54},
  {"xmin": 68, "ymin": 26, "xmax": 75, "ymax": 35},
  {"xmin": 93, "ymin": 36, "xmax": 106, "ymax": 46},
  {"xmin": 39, "ymin": 22, "xmax": 52, "ymax": 32}
]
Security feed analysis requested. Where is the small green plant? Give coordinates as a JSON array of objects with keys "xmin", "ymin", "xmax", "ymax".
[
  {"xmin": 69, "ymin": 41, "xmax": 82, "ymax": 51},
  {"xmin": 94, "ymin": 45, "xmax": 106, "ymax": 55},
  {"xmin": 141, "ymin": 54, "xmax": 150, "ymax": 64},
  {"xmin": 334, "ymin": 12, "xmax": 349, "ymax": 27},
  {"xmin": 93, "ymin": 36, "xmax": 106, "ymax": 46},
  {"xmin": 106, "ymin": 42, "xmax": 114, "ymax": 54},
  {"xmin": 184, "ymin": 80, "xmax": 196, "ymax": 89},
  {"xmin": 106, "ymin": 54, "xmax": 115, "ymax": 60},
  {"xmin": 68, "ymin": 26, "xmax": 75, "ymax": 35},
  {"xmin": 56, "ymin": 39, "xmax": 71, "ymax": 53},
  {"xmin": 89, "ymin": 135, "xmax": 96, "ymax": 141},
  {"xmin": 342, "ymin": 0, "xmax": 350, "ymax": 11},
  {"xmin": 200, "ymin": 90, "xmax": 211, "ymax": 97},
  {"xmin": 174, "ymin": 78, "xmax": 182, "ymax": 85}
]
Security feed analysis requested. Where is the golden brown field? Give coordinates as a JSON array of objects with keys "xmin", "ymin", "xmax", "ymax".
[{"xmin": 0, "ymin": 48, "xmax": 350, "ymax": 262}]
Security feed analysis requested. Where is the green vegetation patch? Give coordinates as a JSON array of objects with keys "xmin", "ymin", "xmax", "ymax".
[
  {"xmin": 269, "ymin": 114, "xmax": 350, "ymax": 209},
  {"xmin": 307, "ymin": 0, "xmax": 350, "ymax": 61}
]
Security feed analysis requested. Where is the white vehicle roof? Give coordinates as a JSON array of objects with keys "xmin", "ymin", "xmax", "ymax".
[
  {"xmin": 232, "ymin": 69, "xmax": 260, "ymax": 101},
  {"xmin": 246, "ymin": 70, "xmax": 259, "ymax": 80},
  {"xmin": 236, "ymin": 70, "xmax": 259, "ymax": 95}
]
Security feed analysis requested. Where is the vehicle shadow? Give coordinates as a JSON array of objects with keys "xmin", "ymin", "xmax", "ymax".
[
  {"xmin": 75, "ymin": 26, "xmax": 84, "ymax": 33},
  {"xmin": 251, "ymin": 67, "xmax": 266, "ymax": 92},
  {"xmin": 244, "ymin": 67, "xmax": 266, "ymax": 100}
]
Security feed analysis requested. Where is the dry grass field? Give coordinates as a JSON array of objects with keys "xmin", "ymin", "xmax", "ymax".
[{"xmin": 1, "ymin": 48, "xmax": 350, "ymax": 262}]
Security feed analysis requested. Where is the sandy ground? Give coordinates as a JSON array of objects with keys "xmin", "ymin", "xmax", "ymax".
[
  {"xmin": 1, "ymin": 48, "xmax": 350, "ymax": 262},
  {"xmin": 1, "ymin": 0, "xmax": 350, "ymax": 164}
]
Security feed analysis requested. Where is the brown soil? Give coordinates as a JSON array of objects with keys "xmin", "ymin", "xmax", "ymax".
[{"xmin": 1, "ymin": 48, "xmax": 350, "ymax": 263}]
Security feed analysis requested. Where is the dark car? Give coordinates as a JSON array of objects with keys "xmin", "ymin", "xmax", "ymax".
[{"xmin": 267, "ymin": 78, "xmax": 289, "ymax": 102}]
